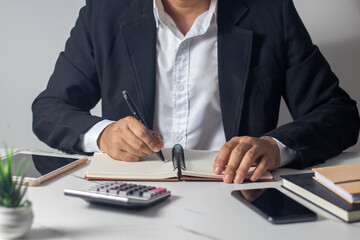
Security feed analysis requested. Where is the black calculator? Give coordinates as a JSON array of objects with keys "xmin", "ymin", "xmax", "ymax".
[{"xmin": 64, "ymin": 181, "xmax": 171, "ymax": 208}]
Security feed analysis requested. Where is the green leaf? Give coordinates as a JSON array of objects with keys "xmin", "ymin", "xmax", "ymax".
[
  {"xmin": 6, "ymin": 149, "xmax": 13, "ymax": 186},
  {"xmin": 0, "ymin": 159, "xmax": 6, "ymax": 182},
  {"xmin": 13, "ymin": 157, "xmax": 26, "ymax": 192},
  {"xmin": 0, "ymin": 149, "xmax": 11, "ymax": 206},
  {"xmin": 15, "ymin": 182, "xmax": 29, "ymax": 207},
  {"xmin": 0, "ymin": 145, "xmax": 29, "ymax": 207},
  {"xmin": 12, "ymin": 161, "xmax": 30, "ymax": 207}
]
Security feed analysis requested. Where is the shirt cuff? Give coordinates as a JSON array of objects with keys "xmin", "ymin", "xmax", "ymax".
[
  {"xmin": 80, "ymin": 119, "xmax": 115, "ymax": 153},
  {"xmin": 263, "ymin": 137, "xmax": 299, "ymax": 167}
]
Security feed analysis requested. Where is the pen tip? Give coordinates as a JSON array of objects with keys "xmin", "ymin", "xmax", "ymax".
[{"xmin": 157, "ymin": 151, "xmax": 165, "ymax": 161}]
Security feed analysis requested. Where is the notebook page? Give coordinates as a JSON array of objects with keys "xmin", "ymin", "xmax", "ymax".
[
  {"xmin": 182, "ymin": 149, "xmax": 273, "ymax": 180},
  {"xmin": 86, "ymin": 149, "xmax": 175, "ymax": 179},
  {"xmin": 182, "ymin": 149, "xmax": 222, "ymax": 178}
]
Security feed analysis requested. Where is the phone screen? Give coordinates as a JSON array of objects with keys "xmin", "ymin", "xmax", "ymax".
[
  {"xmin": 231, "ymin": 188, "xmax": 317, "ymax": 224},
  {"xmin": 2, "ymin": 153, "xmax": 81, "ymax": 178}
]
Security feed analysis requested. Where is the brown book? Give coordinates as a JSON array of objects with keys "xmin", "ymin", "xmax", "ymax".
[
  {"xmin": 85, "ymin": 148, "xmax": 273, "ymax": 182},
  {"xmin": 312, "ymin": 164, "xmax": 360, "ymax": 203}
]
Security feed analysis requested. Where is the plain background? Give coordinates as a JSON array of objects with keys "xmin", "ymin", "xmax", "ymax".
[{"xmin": 0, "ymin": 0, "xmax": 359, "ymax": 153}]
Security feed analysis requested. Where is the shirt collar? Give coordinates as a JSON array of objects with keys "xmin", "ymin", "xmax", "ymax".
[{"xmin": 153, "ymin": 0, "xmax": 218, "ymax": 30}]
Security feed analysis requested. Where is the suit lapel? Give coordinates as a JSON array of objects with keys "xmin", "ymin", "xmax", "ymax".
[
  {"xmin": 217, "ymin": 0, "xmax": 253, "ymax": 140},
  {"xmin": 122, "ymin": 0, "xmax": 157, "ymax": 128}
]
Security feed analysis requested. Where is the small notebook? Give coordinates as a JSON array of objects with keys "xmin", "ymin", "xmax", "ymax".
[
  {"xmin": 84, "ymin": 147, "xmax": 273, "ymax": 182},
  {"xmin": 312, "ymin": 163, "xmax": 360, "ymax": 203}
]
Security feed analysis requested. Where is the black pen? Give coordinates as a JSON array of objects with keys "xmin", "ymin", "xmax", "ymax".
[{"xmin": 122, "ymin": 90, "xmax": 165, "ymax": 162}]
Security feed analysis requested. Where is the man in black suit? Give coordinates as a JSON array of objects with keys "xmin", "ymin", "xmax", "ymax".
[{"xmin": 32, "ymin": 0, "xmax": 359, "ymax": 183}]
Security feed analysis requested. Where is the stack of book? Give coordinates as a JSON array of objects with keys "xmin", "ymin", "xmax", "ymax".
[
  {"xmin": 313, "ymin": 164, "xmax": 360, "ymax": 203},
  {"xmin": 281, "ymin": 163, "xmax": 360, "ymax": 223}
]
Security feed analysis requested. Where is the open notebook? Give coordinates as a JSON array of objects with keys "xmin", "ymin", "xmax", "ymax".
[{"xmin": 85, "ymin": 148, "xmax": 274, "ymax": 182}]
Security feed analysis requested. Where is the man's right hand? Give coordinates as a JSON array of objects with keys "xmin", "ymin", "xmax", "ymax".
[{"xmin": 97, "ymin": 116, "xmax": 164, "ymax": 161}]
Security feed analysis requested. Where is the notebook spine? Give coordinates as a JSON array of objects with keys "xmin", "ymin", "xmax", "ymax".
[{"xmin": 172, "ymin": 144, "xmax": 186, "ymax": 181}]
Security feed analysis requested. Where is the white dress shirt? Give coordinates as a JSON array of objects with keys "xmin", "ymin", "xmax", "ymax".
[
  {"xmin": 81, "ymin": 0, "xmax": 297, "ymax": 166},
  {"xmin": 152, "ymin": 0, "xmax": 225, "ymax": 150}
]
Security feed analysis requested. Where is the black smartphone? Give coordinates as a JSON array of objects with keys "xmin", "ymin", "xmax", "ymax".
[{"xmin": 231, "ymin": 188, "xmax": 317, "ymax": 224}]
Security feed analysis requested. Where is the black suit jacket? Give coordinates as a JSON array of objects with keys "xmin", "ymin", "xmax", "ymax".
[{"xmin": 32, "ymin": 0, "xmax": 360, "ymax": 168}]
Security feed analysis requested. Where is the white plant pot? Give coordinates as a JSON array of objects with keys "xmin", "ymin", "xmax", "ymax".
[{"xmin": 0, "ymin": 201, "xmax": 33, "ymax": 239}]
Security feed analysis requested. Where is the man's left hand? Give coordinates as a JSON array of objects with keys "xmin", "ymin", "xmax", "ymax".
[{"xmin": 213, "ymin": 136, "xmax": 280, "ymax": 184}]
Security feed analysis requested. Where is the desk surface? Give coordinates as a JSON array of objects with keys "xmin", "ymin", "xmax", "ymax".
[{"xmin": 3, "ymin": 151, "xmax": 360, "ymax": 240}]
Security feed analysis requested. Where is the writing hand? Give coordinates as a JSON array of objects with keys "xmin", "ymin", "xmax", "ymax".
[
  {"xmin": 213, "ymin": 136, "xmax": 280, "ymax": 184},
  {"xmin": 97, "ymin": 116, "xmax": 164, "ymax": 161}
]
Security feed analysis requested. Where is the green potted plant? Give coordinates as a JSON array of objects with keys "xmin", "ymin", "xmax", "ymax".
[{"xmin": 0, "ymin": 148, "xmax": 33, "ymax": 239}]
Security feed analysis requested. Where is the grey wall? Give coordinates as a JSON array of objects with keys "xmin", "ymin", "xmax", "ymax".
[{"xmin": 0, "ymin": 0, "xmax": 359, "ymax": 152}]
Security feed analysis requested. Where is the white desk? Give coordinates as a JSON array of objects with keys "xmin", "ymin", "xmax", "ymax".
[{"xmin": 5, "ymin": 151, "xmax": 360, "ymax": 240}]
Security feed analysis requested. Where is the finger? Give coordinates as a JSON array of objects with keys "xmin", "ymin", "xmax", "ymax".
[
  {"xmin": 128, "ymin": 121, "xmax": 162, "ymax": 152},
  {"xmin": 117, "ymin": 137, "xmax": 148, "ymax": 158},
  {"xmin": 123, "ymin": 117, "xmax": 159, "ymax": 154},
  {"xmin": 121, "ymin": 128, "xmax": 154, "ymax": 155},
  {"xmin": 213, "ymin": 139, "xmax": 238, "ymax": 175},
  {"xmin": 250, "ymin": 157, "xmax": 270, "ymax": 182},
  {"xmin": 235, "ymin": 146, "xmax": 262, "ymax": 184},
  {"xmin": 223, "ymin": 143, "xmax": 252, "ymax": 183},
  {"xmin": 150, "ymin": 131, "xmax": 164, "ymax": 148}
]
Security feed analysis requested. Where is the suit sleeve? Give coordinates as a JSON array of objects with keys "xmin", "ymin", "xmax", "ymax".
[
  {"xmin": 265, "ymin": 0, "xmax": 360, "ymax": 168},
  {"xmin": 32, "ymin": 0, "xmax": 104, "ymax": 154}
]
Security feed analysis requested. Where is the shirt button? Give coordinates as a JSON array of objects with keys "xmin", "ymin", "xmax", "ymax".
[
  {"xmin": 176, "ymin": 135, "xmax": 182, "ymax": 142},
  {"xmin": 175, "ymin": 83, "xmax": 184, "ymax": 91}
]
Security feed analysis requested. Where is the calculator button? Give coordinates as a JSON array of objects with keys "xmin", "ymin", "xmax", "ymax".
[
  {"xmin": 108, "ymin": 189, "xmax": 119, "ymax": 195},
  {"xmin": 145, "ymin": 187, "xmax": 155, "ymax": 192},
  {"xmin": 119, "ymin": 190, "xmax": 128, "ymax": 196},
  {"xmin": 142, "ymin": 191, "xmax": 156, "ymax": 199},
  {"xmin": 99, "ymin": 188, "xmax": 108, "ymax": 193},
  {"xmin": 153, "ymin": 188, "xmax": 167, "ymax": 194},
  {"xmin": 132, "ymin": 191, "xmax": 142, "ymax": 197}
]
